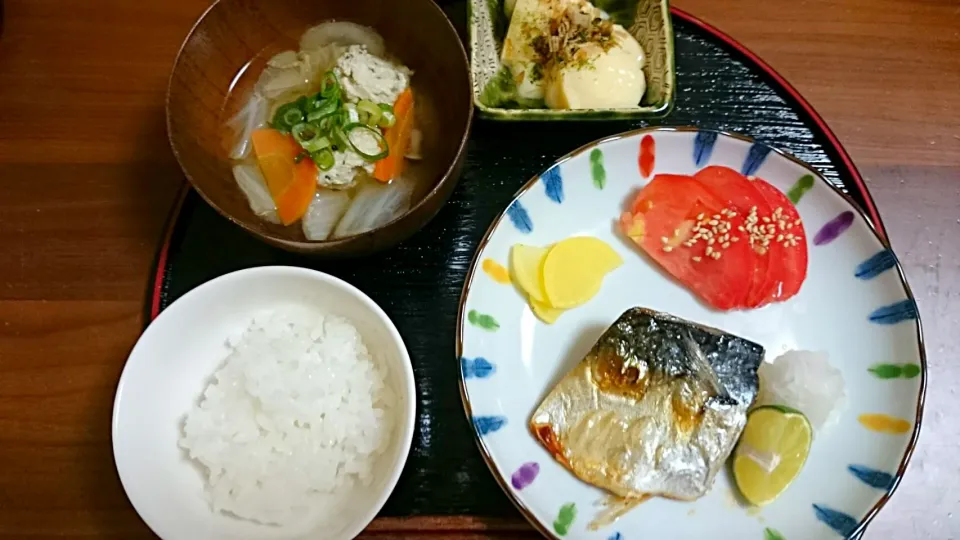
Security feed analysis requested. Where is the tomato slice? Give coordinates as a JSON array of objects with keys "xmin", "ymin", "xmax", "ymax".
[
  {"xmin": 693, "ymin": 166, "xmax": 773, "ymax": 308},
  {"xmin": 751, "ymin": 179, "xmax": 809, "ymax": 304},
  {"xmin": 619, "ymin": 174, "xmax": 755, "ymax": 310}
]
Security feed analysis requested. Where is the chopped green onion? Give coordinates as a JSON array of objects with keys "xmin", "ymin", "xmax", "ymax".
[
  {"xmin": 318, "ymin": 114, "xmax": 336, "ymax": 134},
  {"xmin": 343, "ymin": 122, "xmax": 389, "ymax": 162},
  {"xmin": 303, "ymin": 135, "xmax": 331, "ymax": 153},
  {"xmin": 292, "ymin": 122, "xmax": 319, "ymax": 143},
  {"xmin": 357, "ymin": 100, "xmax": 382, "ymax": 127},
  {"xmin": 306, "ymin": 109, "xmax": 335, "ymax": 123},
  {"xmin": 312, "ymin": 148, "xmax": 335, "ymax": 171},
  {"xmin": 343, "ymin": 103, "xmax": 360, "ymax": 125},
  {"xmin": 282, "ymin": 107, "xmax": 304, "ymax": 128},
  {"xmin": 292, "ymin": 122, "xmax": 334, "ymax": 153},
  {"xmin": 378, "ymin": 109, "xmax": 396, "ymax": 128},
  {"xmin": 304, "ymin": 93, "xmax": 324, "ymax": 112},
  {"xmin": 306, "ymin": 97, "xmax": 339, "ymax": 122},
  {"xmin": 320, "ymin": 71, "xmax": 340, "ymax": 99},
  {"xmin": 268, "ymin": 70, "xmax": 399, "ymax": 162},
  {"xmin": 306, "ymin": 108, "xmax": 336, "ymax": 123},
  {"xmin": 293, "ymin": 151, "xmax": 309, "ymax": 164},
  {"xmin": 331, "ymin": 125, "xmax": 349, "ymax": 152},
  {"xmin": 271, "ymin": 101, "xmax": 305, "ymax": 132}
]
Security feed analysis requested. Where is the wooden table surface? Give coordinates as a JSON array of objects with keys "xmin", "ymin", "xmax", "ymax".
[{"xmin": 0, "ymin": 0, "xmax": 957, "ymax": 538}]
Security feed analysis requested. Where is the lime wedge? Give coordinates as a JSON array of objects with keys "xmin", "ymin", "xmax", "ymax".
[{"xmin": 733, "ymin": 405, "xmax": 812, "ymax": 506}]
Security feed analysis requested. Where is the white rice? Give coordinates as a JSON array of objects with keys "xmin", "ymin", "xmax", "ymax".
[{"xmin": 179, "ymin": 306, "xmax": 395, "ymax": 526}]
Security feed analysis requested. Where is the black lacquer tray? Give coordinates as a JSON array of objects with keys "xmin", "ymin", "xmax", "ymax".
[{"xmin": 149, "ymin": 6, "xmax": 886, "ymax": 520}]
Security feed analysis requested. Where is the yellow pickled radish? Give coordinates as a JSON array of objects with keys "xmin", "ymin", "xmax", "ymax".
[
  {"xmin": 510, "ymin": 244, "xmax": 550, "ymax": 303},
  {"xmin": 733, "ymin": 405, "xmax": 812, "ymax": 506},
  {"xmin": 542, "ymin": 237, "xmax": 623, "ymax": 308},
  {"xmin": 530, "ymin": 298, "xmax": 565, "ymax": 324}
]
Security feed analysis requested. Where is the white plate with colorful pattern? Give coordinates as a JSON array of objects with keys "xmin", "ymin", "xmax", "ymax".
[{"xmin": 456, "ymin": 127, "xmax": 924, "ymax": 540}]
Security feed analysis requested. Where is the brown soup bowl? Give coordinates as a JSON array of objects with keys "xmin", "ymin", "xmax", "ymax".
[{"xmin": 167, "ymin": 0, "xmax": 472, "ymax": 256}]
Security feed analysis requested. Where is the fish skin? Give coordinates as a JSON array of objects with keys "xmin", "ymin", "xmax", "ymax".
[{"xmin": 530, "ymin": 307, "xmax": 763, "ymax": 501}]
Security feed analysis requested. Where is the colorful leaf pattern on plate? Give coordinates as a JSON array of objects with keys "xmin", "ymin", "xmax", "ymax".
[
  {"xmin": 510, "ymin": 462, "xmax": 539, "ymax": 490},
  {"xmin": 553, "ymin": 503, "xmax": 577, "ymax": 536},
  {"xmin": 507, "ymin": 201, "xmax": 533, "ymax": 233},
  {"xmin": 858, "ymin": 414, "xmax": 911, "ymax": 434},
  {"xmin": 543, "ymin": 167, "xmax": 564, "ymax": 204},
  {"xmin": 742, "ymin": 143, "xmax": 771, "ymax": 176},
  {"xmin": 847, "ymin": 465, "xmax": 895, "ymax": 490},
  {"xmin": 590, "ymin": 148, "xmax": 606, "ymax": 189},
  {"xmin": 693, "ymin": 130, "xmax": 718, "ymax": 167},
  {"xmin": 638, "ymin": 135, "xmax": 655, "ymax": 179},
  {"xmin": 868, "ymin": 363, "xmax": 921, "ymax": 379},
  {"xmin": 855, "ymin": 249, "xmax": 897, "ymax": 279},
  {"xmin": 764, "ymin": 528, "xmax": 786, "ymax": 540},
  {"xmin": 482, "ymin": 258, "xmax": 511, "ymax": 284},
  {"xmin": 813, "ymin": 211, "xmax": 855, "ymax": 245},
  {"xmin": 812, "ymin": 504, "xmax": 858, "ymax": 537},
  {"xmin": 787, "ymin": 174, "xmax": 815, "ymax": 204},
  {"xmin": 868, "ymin": 299, "xmax": 918, "ymax": 324},
  {"xmin": 473, "ymin": 415, "xmax": 506, "ymax": 435},
  {"xmin": 467, "ymin": 309, "xmax": 500, "ymax": 331},
  {"xmin": 461, "ymin": 357, "xmax": 496, "ymax": 379}
]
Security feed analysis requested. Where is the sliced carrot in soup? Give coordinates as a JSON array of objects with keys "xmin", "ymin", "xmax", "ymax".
[
  {"xmin": 273, "ymin": 159, "xmax": 317, "ymax": 225},
  {"xmin": 251, "ymin": 128, "xmax": 316, "ymax": 225},
  {"xmin": 251, "ymin": 128, "xmax": 301, "ymax": 161},
  {"xmin": 251, "ymin": 129, "xmax": 301, "ymax": 196},
  {"xmin": 620, "ymin": 174, "xmax": 756, "ymax": 310},
  {"xmin": 374, "ymin": 88, "xmax": 415, "ymax": 183}
]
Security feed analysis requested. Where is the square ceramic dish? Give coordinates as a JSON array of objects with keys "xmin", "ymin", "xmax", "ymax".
[{"xmin": 468, "ymin": 0, "xmax": 676, "ymax": 120}]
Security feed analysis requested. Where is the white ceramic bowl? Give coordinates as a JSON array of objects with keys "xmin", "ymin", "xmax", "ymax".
[{"xmin": 112, "ymin": 266, "xmax": 416, "ymax": 540}]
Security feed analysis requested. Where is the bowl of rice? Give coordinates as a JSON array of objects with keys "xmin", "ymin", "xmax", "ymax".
[{"xmin": 112, "ymin": 266, "xmax": 415, "ymax": 540}]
